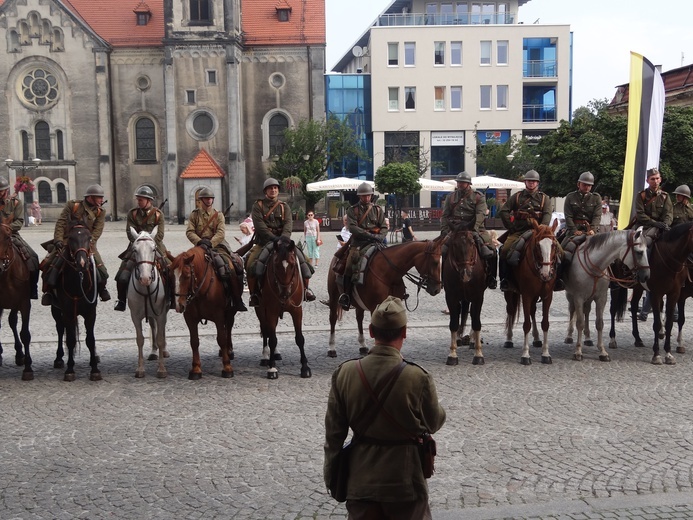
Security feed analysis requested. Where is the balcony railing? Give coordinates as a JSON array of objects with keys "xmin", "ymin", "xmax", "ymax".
[
  {"xmin": 523, "ymin": 104, "xmax": 557, "ymax": 122},
  {"xmin": 523, "ymin": 60, "xmax": 557, "ymax": 78},
  {"xmin": 377, "ymin": 11, "xmax": 515, "ymax": 27}
]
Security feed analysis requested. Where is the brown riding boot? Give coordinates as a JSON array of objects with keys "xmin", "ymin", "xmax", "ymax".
[
  {"xmin": 248, "ymin": 276, "xmax": 260, "ymax": 307},
  {"xmin": 304, "ymin": 279, "xmax": 316, "ymax": 302}
]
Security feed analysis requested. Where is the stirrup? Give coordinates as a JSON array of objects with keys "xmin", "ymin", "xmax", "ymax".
[
  {"xmin": 41, "ymin": 293, "xmax": 53, "ymax": 307},
  {"xmin": 114, "ymin": 300, "xmax": 126, "ymax": 312},
  {"xmin": 100, "ymin": 288, "xmax": 112, "ymax": 302},
  {"xmin": 304, "ymin": 288, "xmax": 316, "ymax": 302},
  {"xmin": 249, "ymin": 293, "xmax": 260, "ymax": 307},
  {"xmin": 338, "ymin": 293, "xmax": 350, "ymax": 310},
  {"xmin": 487, "ymin": 277, "xmax": 497, "ymax": 290},
  {"xmin": 499, "ymin": 280, "xmax": 509, "ymax": 292}
]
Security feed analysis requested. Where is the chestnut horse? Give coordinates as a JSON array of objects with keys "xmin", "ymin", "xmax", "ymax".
[
  {"xmin": 51, "ymin": 220, "xmax": 101, "ymax": 381},
  {"xmin": 326, "ymin": 235, "xmax": 446, "ymax": 357},
  {"xmin": 504, "ymin": 220, "xmax": 559, "ymax": 365},
  {"xmin": 442, "ymin": 230, "xmax": 487, "ymax": 366},
  {"xmin": 0, "ymin": 216, "xmax": 33, "ymax": 380},
  {"xmin": 171, "ymin": 246, "xmax": 236, "ymax": 379},
  {"xmin": 255, "ymin": 236, "xmax": 311, "ymax": 379}
]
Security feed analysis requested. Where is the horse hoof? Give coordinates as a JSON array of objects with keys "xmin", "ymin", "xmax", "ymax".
[
  {"xmin": 15, "ymin": 355, "xmax": 24, "ymax": 366},
  {"xmin": 533, "ymin": 340, "xmax": 542, "ymax": 348},
  {"xmin": 504, "ymin": 342, "xmax": 514, "ymax": 349},
  {"xmin": 90, "ymin": 372, "xmax": 102, "ymax": 382},
  {"xmin": 520, "ymin": 357, "xmax": 531, "ymax": 366},
  {"xmin": 635, "ymin": 340, "xmax": 646, "ymax": 348},
  {"xmin": 599, "ymin": 355, "xmax": 611, "ymax": 362},
  {"xmin": 472, "ymin": 356, "xmax": 485, "ymax": 366},
  {"xmin": 327, "ymin": 350, "xmax": 337, "ymax": 358},
  {"xmin": 676, "ymin": 347, "xmax": 686, "ymax": 354},
  {"xmin": 163, "ymin": 351, "xmax": 170, "ymax": 359},
  {"xmin": 446, "ymin": 356, "xmax": 459, "ymax": 366},
  {"xmin": 148, "ymin": 354, "xmax": 158, "ymax": 361},
  {"xmin": 608, "ymin": 340, "xmax": 618, "ymax": 350},
  {"xmin": 188, "ymin": 371, "xmax": 202, "ymax": 380},
  {"xmin": 135, "ymin": 371, "xmax": 145, "ymax": 378},
  {"xmin": 260, "ymin": 359, "xmax": 269, "ymax": 367},
  {"xmin": 359, "ymin": 347, "xmax": 369, "ymax": 355},
  {"xmin": 274, "ymin": 353, "xmax": 282, "ymax": 361},
  {"xmin": 572, "ymin": 354, "xmax": 583, "ymax": 361},
  {"xmin": 301, "ymin": 368, "xmax": 312, "ymax": 378},
  {"xmin": 54, "ymin": 360, "xmax": 65, "ymax": 369},
  {"xmin": 21, "ymin": 370, "xmax": 34, "ymax": 381},
  {"xmin": 584, "ymin": 340, "xmax": 594, "ymax": 347},
  {"xmin": 64, "ymin": 373, "xmax": 76, "ymax": 382},
  {"xmin": 665, "ymin": 357, "xmax": 677, "ymax": 366},
  {"xmin": 221, "ymin": 370, "xmax": 234, "ymax": 378},
  {"xmin": 267, "ymin": 370, "xmax": 279, "ymax": 380},
  {"xmin": 564, "ymin": 337, "xmax": 573, "ymax": 344},
  {"xmin": 651, "ymin": 356, "xmax": 663, "ymax": 365},
  {"xmin": 541, "ymin": 356, "xmax": 552, "ymax": 364},
  {"xmin": 157, "ymin": 371, "xmax": 167, "ymax": 379},
  {"xmin": 461, "ymin": 335, "xmax": 470, "ymax": 346}
]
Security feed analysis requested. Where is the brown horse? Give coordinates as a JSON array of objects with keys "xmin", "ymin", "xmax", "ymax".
[
  {"xmin": 675, "ymin": 263, "xmax": 693, "ymax": 354},
  {"xmin": 326, "ymin": 235, "xmax": 446, "ymax": 357},
  {"xmin": 0, "ymin": 217, "xmax": 33, "ymax": 380},
  {"xmin": 442, "ymin": 230, "xmax": 487, "ymax": 365},
  {"xmin": 171, "ymin": 246, "xmax": 236, "ymax": 379},
  {"xmin": 255, "ymin": 236, "xmax": 311, "ymax": 379},
  {"xmin": 504, "ymin": 219, "xmax": 560, "ymax": 365}
]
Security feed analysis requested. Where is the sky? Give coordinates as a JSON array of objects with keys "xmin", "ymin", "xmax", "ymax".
[{"xmin": 326, "ymin": 0, "xmax": 693, "ymax": 110}]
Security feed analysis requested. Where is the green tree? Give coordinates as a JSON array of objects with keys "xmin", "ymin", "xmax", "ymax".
[
  {"xmin": 660, "ymin": 106, "xmax": 693, "ymax": 189},
  {"xmin": 474, "ymin": 136, "xmax": 538, "ymax": 180},
  {"xmin": 269, "ymin": 115, "xmax": 367, "ymax": 210},
  {"xmin": 374, "ymin": 162, "xmax": 421, "ymax": 217}
]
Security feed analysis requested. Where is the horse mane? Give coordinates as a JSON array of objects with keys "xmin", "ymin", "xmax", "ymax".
[
  {"xmin": 661, "ymin": 221, "xmax": 693, "ymax": 242},
  {"xmin": 170, "ymin": 247, "xmax": 203, "ymax": 270},
  {"xmin": 532, "ymin": 223, "xmax": 556, "ymax": 241},
  {"xmin": 582, "ymin": 229, "xmax": 629, "ymax": 253}
]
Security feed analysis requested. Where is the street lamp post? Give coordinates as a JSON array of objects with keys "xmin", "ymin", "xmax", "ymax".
[{"xmin": 5, "ymin": 158, "xmax": 41, "ymax": 227}]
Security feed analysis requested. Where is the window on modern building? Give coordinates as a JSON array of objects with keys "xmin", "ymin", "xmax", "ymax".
[
  {"xmin": 451, "ymin": 86, "xmax": 462, "ymax": 110},
  {"xmin": 404, "ymin": 42, "xmax": 416, "ymax": 66},
  {"xmin": 434, "ymin": 87, "xmax": 445, "ymax": 110},
  {"xmin": 451, "ymin": 41, "xmax": 462, "ymax": 65},
  {"xmin": 480, "ymin": 85, "xmax": 492, "ymax": 109},
  {"xmin": 404, "ymin": 87, "xmax": 416, "ymax": 110},
  {"xmin": 425, "ymin": 3, "xmax": 437, "ymax": 25},
  {"xmin": 455, "ymin": 2, "xmax": 469, "ymax": 24},
  {"xmin": 497, "ymin": 85, "xmax": 508, "ymax": 109},
  {"xmin": 57, "ymin": 182, "xmax": 67, "ymax": 203},
  {"xmin": 186, "ymin": 90, "xmax": 196, "ymax": 104},
  {"xmin": 470, "ymin": 2, "xmax": 481, "ymax": 24},
  {"xmin": 440, "ymin": 3, "xmax": 453, "ymax": 24},
  {"xmin": 388, "ymin": 87, "xmax": 399, "ymax": 111},
  {"xmin": 37, "ymin": 180, "xmax": 51, "ymax": 204},
  {"xmin": 384, "ymin": 131, "xmax": 419, "ymax": 164},
  {"xmin": 35, "ymin": 121, "xmax": 51, "ymax": 160},
  {"xmin": 497, "ymin": 40, "xmax": 508, "ymax": 65},
  {"xmin": 480, "ymin": 41, "xmax": 491, "ymax": 65},
  {"xmin": 497, "ymin": 2, "xmax": 509, "ymax": 23},
  {"xmin": 388, "ymin": 42, "xmax": 399, "ymax": 66},
  {"xmin": 206, "ymin": 70, "xmax": 217, "ymax": 85},
  {"xmin": 56, "ymin": 130, "xmax": 64, "ymax": 160},
  {"xmin": 481, "ymin": 2, "xmax": 494, "ymax": 24},
  {"xmin": 21, "ymin": 131, "xmax": 29, "ymax": 160},
  {"xmin": 135, "ymin": 117, "xmax": 157, "ymax": 161},
  {"xmin": 434, "ymin": 42, "xmax": 445, "ymax": 65},
  {"xmin": 189, "ymin": 0, "xmax": 211, "ymax": 24},
  {"xmin": 269, "ymin": 113, "xmax": 288, "ymax": 156}
]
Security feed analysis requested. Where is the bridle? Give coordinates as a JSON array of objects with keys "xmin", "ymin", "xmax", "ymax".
[
  {"xmin": 62, "ymin": 224, "xmax": 98, "ymax": 304},
  {"xmin": 174, "ymin": 252, "xmax": 211, "ymax": 306},
  {"xmin": 0, "ymin": 223, "xmax": 16, "ymax": 273},
  {"xmin": 131, "ymin": 235, "xmax": 165, "ymax": 317},
  {"xmin": 527, "ymin": 229, "xmax": 559, "ymax": 281},
  {"xmin": 448, "ymin": 231, "xmax": 479, "ymax": 283},
  {"xmin": 265, "ymin": 244, "xmax": 303, "ymax": 308}
]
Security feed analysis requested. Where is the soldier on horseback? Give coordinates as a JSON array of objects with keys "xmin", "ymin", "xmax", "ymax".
[
  {"xmin": 245, "ymin": 178, "xmax": 315, "ymax": 307},
  {"xmin": 114, "ymin": 186, "xmax": 170, "ymax": 312},
  {"xmin": 0, "ymin": 176, "xmax": 39, "ymax": 299},
  {"xmin": 498, "ymin": 170, "xmax": 553, "ymax": 292},
  {"xmin": 336, "ymin": 182, "xmax": 387, "ymax": 311},
  {"xmin": 635, "ymin": 168, "xmax": 672, "ymax": 246},
  {"xmin": 440, "ymin": 171, "xmax": 497, "ymax": 289},
  {"xmin": 672, "ymin": 185, "xmax": 693, "ymax": 227},
  {"xmin": 186, "ymin": 187, "xmax": 247, "ymax": 312},
  {"xmin": 41, "ymin": 184, "xmax": 111, "ymax": 306}
]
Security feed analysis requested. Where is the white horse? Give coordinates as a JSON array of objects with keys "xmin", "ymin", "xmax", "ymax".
[
  {"xmin": 128, "ymin": 227, "xmax": 170, "ymax": 378},
  {"xmin": 564, "ymin": 228, "xmax": 649, "ymax": 361}
]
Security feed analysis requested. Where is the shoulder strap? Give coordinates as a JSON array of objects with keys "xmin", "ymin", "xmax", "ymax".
[
  {"xmin": 199, "ymin": 210, "xmax": 219, "ymax": 236},
  {"xmin": 358, "ymin": 205, "xmax": 374, "ymax": 225},
  {"xmin": 264, "ymin": 200, "xmax": 282, "ymax": 220}
]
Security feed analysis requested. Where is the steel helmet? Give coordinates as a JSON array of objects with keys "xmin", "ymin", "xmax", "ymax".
[
  {"xmin": 84, "ymin": 184, "xmax": 105, "ymax": 198},
  {"xmin": 197, "ymin": 187, "xmax": 215, "ymax": 199},
  {"xmin": 135, "ymin": 186, "xmax": 155, "ymax": 200},
  {"xmin": 455, "ymin": 171, "xmax": 472, "ymax": 184},
  {"xmin": 263, "ymin": 178, "xmax": 280, "ymax": 191},
  {"xmin": 523, "ymin": 170, "xmax": 540, "ymax": 182},
  {"xmin": 356, "ymin": 182, "xmax": 374, "ymax": 196},
  {"xmin": 674, "ymin": 185, "xmax": 691, "ymax": 198},
  {"xmin": 0, "ymin": 176, "xmax": 9, "ymax": 191},
  {"xmin": 577, "ymin": 171, "xmax": 594, "ymax": 185}
]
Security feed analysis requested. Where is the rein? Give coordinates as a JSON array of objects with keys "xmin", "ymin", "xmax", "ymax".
[
  {"xmin": 448, "ymin": 232, "xmax": 479, "ymax": 281},
  {"xmin": 0, "ymin": 224, "xmax": 16, "ymax": 273},
  {"xmin": 175, "ymin": 252, "xmax": 212, "ymax": 305},
  {"xmin": 265, "ymin": 248, "xmax": 303, "ymax": 309},
  {"xmin": 605, "ymin": 231, "xmax": 649, "ymax": 288},
  {"xmin": 131, "ymin": 250, "xmax": 165, "ymax": 319}
]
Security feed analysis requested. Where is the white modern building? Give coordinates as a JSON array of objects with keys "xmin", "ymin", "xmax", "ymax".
[{"xmin": 330, "ymin": 0, "xmax": 572, "ymax": 207}]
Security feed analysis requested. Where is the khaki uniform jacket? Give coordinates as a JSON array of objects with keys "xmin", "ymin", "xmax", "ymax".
[
  {"xmin": 186, "ymin": 207, "xmax": 230, "ymax": 253},
  {"xmin": 347, "ymin": 202, "xmax": 387, "ymax": 248},
  {"xmin": 126, "ymin": 206, "xmax": 167, "ymax": 255},
  {"xmin": 0, "ymin": 196, "xmax": 24, "ymax": 232},
  {"xmin": 55, "ymin": 199, "xmax": 105, "ymax": 246},
  {"xmin": 635, "ymin": 188, "xmax": 673, "ymax": 229},
  {"xmin": 251, "ymin": 197, "xmax": 292, "ymax": 246},
  {"xmin": 672, "ymin": 202, "xmax": 693, "ymax": 227},
  {"xmin": 441, "ymin": 187, "xmax": 487, "ymax": 234},
  {"xmin": 324, "ymin": 345, "xmax": 446, "ymax": 502},
  {"xmin": 499, "ymin": 189, "xmax": 552, "ymax": 234},
  {"xmin": 564, "ymin": 191, "xmax": 601, "ymax": 235}
]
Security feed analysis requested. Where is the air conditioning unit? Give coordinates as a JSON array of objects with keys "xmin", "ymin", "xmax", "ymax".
[{"xmin": 389, "ymin": 100, "xmax": 399, "ymax": 110}]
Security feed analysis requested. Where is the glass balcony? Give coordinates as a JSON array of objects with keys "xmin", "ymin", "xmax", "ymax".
[
  {"xmin": 523, "ymin": 60, "xmax": 557, "ymax": 78},
  {"xmin": 523, "ymin": 104, "xmax": 557, "ymax": 123},
  {"xmin": 377, "ymin": 11, "xmax": 515, "ymax": 27}
]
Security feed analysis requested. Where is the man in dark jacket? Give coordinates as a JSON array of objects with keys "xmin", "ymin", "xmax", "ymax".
[{"xmin": 324, "ymin": 296, "xmax": 446, "ymax": 519}]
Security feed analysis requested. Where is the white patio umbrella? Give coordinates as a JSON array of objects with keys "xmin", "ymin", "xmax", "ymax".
[
  {"xmin": 418, "ymin": 177, "xmax": 454, "ymax": 192},
  {"xmin": 444, "ymin": 175, "xmax": 525, "ymax": 190},
  {"xmin": 306, "ymin": 177, "xmax": 374, "ymax": 192}
]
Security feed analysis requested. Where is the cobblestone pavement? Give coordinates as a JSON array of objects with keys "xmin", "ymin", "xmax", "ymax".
[{"xmin": 1, "ymin": 223, "xmax": 693, "ymax": 519}]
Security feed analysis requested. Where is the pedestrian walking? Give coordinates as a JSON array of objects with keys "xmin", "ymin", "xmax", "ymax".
[
  {"xmin": 401, "ymin": 210, "xmax": 417, "ymax": 242},
  {"xmin": 304, "ymin": 210, "xmax": 322, "ymax": 267}
]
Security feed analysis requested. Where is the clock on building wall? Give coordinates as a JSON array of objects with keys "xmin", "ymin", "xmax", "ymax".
[{"xmin": 19, "ymin": 67, "xmax": 60, "ymax": 110}]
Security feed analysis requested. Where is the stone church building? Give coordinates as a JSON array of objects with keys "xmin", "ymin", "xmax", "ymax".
[{"xmin": 0, "ymin": 0, "xmax": 325, "ymax": 222}]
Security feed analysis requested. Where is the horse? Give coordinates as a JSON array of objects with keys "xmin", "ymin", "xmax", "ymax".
[
  {"xmin": 326, "ymin": 235, "xmax": 446, "ymax": 357},
  {"xmin": 254, "ymin": 236, "xmax": 311, "ymax": 379},
  {"xmin": 51, "ymin": 220, "xmax": 101, "ymax": 381},
  {"xmin": 0, "ymin": 216, "xmax": 33, "ymax": 380},
  {"xmin": 171, "ymin": 246, "xmax": 235, "ymax": 379},
  {"xmin": 675, "ymin": 269, "xmax": 693, "ymax": 354},
  {"xmin": 442, "ymin": 230, "xmax": 487, "ymax": 365},
  {"xmin": 128, "ymin": 227, "xmax": 170, "ymax": 378},
  {"xmin": 563, "ymin": 228, "xmax": 649, "ymax": 362},
  {"xmin": 503, "ymin": 219, "xmax": 559, "ymax": 365},
  {"xmin": 612, "ymin": 222, "xmax": 693, "ymax": 364}
]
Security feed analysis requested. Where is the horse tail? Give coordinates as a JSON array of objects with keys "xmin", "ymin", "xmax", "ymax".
[
  {"xmin": 610, "ymin": 285, "xmax": 628, "ymax": 322},
  {"xmin": 505, "ymin": 292, "xmax": 521, "ymax": 331}
]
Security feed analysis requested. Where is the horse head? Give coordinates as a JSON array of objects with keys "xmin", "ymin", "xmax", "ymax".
[
  {"xmin": 530, "ymin": 219, "xmax": 559, "ymax": 282},
  {"xmin": 624, "ymin": 226, "xmax": 650, "ymax": 284},
  {"xmin": 130, "ymin": 226, "xmax": 158, "ymax": 287},
  {"xmin": 171, "ymin": 249, "xmax": 199, "ymax": 314},
  {"xmin": 417, "ymin": 234, "xmax": 446, "ymax": 296},
  {"xmin": 269, "ymin": 236, "xmax": 300, "ymax": 302},
  {"xmin": 448, "ymin": 230, "xmax": 478, "ymax": 283},
  {"xmin": 66, "ymin": 219, "xmax": 92, "ymax": 271},
  {"xmin": 0, "ymin": 216, "xmax": 14, "ymax": 272}
]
